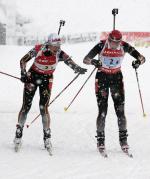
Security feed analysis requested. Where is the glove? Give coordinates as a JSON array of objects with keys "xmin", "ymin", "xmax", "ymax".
[
  {"xmin": 138, "ymin": 55, "xmax": 146, "ymax": 64},
  {"xmin": 132, "ymin": 60, "xmax": 141, "ymax": 69},
  {"xmin": 20, "ymin": 70, "xmax": 30, "ymax": 83},
  {"xmin": 74, "ymin": 66, "xmax": 87, "ymax": 74},
  {"xmin": 91, "ymin": 59, "xmax": 102, "ymax": 68}
]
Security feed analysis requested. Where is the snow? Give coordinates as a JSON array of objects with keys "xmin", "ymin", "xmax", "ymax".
[{"xmin": 0, "ymin": 43, "xmax": 150, "ymax": 179}]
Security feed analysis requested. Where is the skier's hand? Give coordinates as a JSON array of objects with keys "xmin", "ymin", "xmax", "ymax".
[
  {"xmin": 138, "ymin": 55, "xmax": 146, "ymax": 64},
  {"xmin": 20, "ymin": 70, "xmax": 30, "ymax": 83},
  {"xmin": 91, "ymin": 59, "xmax": 102, "ymax": 68},
  {"xmin": 74, "ymin": 66, "xmax": 87, "ymax": 74},
  {"xmin": 132, "ymin": 60, "xmax": 141, "ymax": 69}
]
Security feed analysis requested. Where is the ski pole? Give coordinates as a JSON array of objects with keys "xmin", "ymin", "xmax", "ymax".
[
  {"xmin": 0, "ymin": 71, "xmax": 20, "ymax": 80},
  {"xmin": 48, "ymin": 74, "xmax": 80, "ymax": 106},
  {"xmin": 112, "ymin": 8, "xmax": 118, "ymax": 30},
  {"xmin": 64, "ymin": 67, "xmax": 96, "ymax": 111},
  {"xmin": 26, "ymin": 73, "xmax": 80, "ymax": 128},
  {"xmin": 58, "ymin": 20, "xmax": 65, "ymax": 35},
  {"xmin": 135, "ymin": 69, "xmax": 146, "ymax": 117}
]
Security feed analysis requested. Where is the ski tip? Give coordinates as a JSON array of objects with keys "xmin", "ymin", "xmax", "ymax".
[
  {"xmin": 46, "ymin": 148, "xmax": 53, "ymax": 156},
  {"xmin": 104, "ymin": 154, "xmax": 108, "ymax": 158},
  {"xmin": 64, "ymin": 107, "xmax": 68, "ymax": 111},
  {"xmin": 98, "ymin": 148, "xmax": 108, "ymax": 158},
  {"xmin": 130, "ymin": 154, "xmax": 133, "ymax": 158},
  {"xmin": 122, "ymin": 148, "xmax": 133, "ymax": 158},
  {"xmin": 49, "ymin": 152, "xmax": 53, "ymax": 156}
]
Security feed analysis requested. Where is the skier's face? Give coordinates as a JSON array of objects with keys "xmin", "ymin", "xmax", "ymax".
[
  {"xmin": 108, "ymin": 39, "xmax": 121, "ymax": 49},
  {"xmin": 48, "ymin": 45, "xmax": 61, "ymax": 55}
]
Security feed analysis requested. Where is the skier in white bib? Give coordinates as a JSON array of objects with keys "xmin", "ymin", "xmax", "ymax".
[{"xmin": 83, "ymin": 30, "xmax": 145, "ymax": 152}]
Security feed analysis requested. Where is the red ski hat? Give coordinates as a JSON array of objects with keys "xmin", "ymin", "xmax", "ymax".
[{"xmin": 108, "ymin": 30, "xmax": 122, "ymax": 42}]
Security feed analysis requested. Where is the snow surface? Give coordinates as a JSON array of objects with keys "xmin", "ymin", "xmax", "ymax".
[{"xmin": 0, "ymin": 43, "xmax": 150, "ymax": 179}]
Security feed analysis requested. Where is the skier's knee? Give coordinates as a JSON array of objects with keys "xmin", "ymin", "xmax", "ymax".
[{"xmin": 39, "ymin": 105, "xmax": 48, "ymax": 115}]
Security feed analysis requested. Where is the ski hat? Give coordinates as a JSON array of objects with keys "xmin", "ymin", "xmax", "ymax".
[
  {"xmin": 108, "ymin": 30, "xmax": 122, "ymax": 42},
  {"xmin": 47, "ymin": 33, "xmax": 61, "ymax": 46}
]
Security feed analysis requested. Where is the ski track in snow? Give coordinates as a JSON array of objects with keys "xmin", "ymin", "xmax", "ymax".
[{"xmin": 0, "ymin": 43, "xmax": 150, "ymax": 179}]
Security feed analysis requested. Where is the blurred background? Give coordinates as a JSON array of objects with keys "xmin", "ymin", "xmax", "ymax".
[{"xmin": 0, "ymin": 0, "xmax": 150, "ymax": 46}]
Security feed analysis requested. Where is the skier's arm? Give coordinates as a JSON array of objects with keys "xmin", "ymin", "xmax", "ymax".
[
  {"xmin": 123, "ymin": 42, "xmax": 146, "ymax": 65},
  {"xmin": 20, "ymin": 48, "xmax": 37, "ymax": 83},
  {"xmin": 59, "ymin": 51, "xmax": 87, "ymax": 74},
  {"xmin": 83, "ymin": 42, "xmax": 104, "ymax": 65},
  {"xmin": 20, "ymin": 48, "xmax": 37, "ymax": 71}
]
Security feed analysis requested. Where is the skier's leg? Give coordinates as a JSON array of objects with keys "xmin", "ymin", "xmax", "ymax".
[
  {"xmin": 14, "ymin": 124, "xmax": 23, "ymax": 148},
  {"xmin": 95, "ymin": 72, "xmax": 109, "ymax": 148},
  {"xmin": 14, "ymin": 83, "xmax": 37, "ymax": 149},
  {"xmin": 15, "ymin": 83, "xmax": 37, "ymax": 138},
  {"xmin": 39, "ymin": 84, "xmax": 51, "ymax": 130},
  {"xmin": 39, "ymin": 77, "xmax": 52, "ymax": 149},
  {"xmin": 110, "ymin": 72, "xmax": 128, "ymax": 147}
]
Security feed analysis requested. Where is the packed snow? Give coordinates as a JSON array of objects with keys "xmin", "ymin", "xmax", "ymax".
[{"xmin": 0, "ymin": 42, "xmax": 150, "ymax": 179}]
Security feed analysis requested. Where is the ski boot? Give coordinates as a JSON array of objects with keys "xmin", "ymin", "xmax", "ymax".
[
  {"xmin": 119, "ymin": 130, "xmax": 133, "ymax": 157},
  {"xmin": 96, "ymin": 131, "xmax": 107, "ymax": 157},
  {"xmin": 14, "ymin": 124, "xmax": 23, "ymax": 152},
  {"xmin": 43, "ymin": 128, "xmax": 52, "ymax": 155},
  {"xmin": 119, "ymin": 130, "xmax": 129, "ymax": 151}
]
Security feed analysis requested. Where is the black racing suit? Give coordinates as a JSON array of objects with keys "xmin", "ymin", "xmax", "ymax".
[
  {"xmin": 18, "ymin": 69, "xmax": 53, "ymax": 129},
  {"xmin": 83, "ymin": 40, "xmax": 145, "ymax": 146}
]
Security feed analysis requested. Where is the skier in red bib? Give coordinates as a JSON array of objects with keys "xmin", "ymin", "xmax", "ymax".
[
  {"xmin": 14, "ymin": 33, "xmax": 87, "ymax": 152},
  {"xmin": 83, "ymin": 30, "xmax": 145, "ymax": 152}
]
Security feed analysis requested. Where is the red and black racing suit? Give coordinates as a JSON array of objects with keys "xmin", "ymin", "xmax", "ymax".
[
  {"xmin": 18, "ymin": 44, "xmax": 84, "ymax": 131},
  {"xmin": 83, "ymin": 40, "xmax": 145, "ymax": 145}
]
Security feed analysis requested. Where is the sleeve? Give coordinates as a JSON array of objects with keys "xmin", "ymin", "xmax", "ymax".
[
  {"xmin": 20, "ymin": 44, "xmax": 43, "ymax": 70},
  {"xmin": 83, "ymin": 41, "xmax": 104, "ymax": 65},
  {"xmin": 20, "ymin": 47, "xmax": 37, "ymax": 70},
  {"xmin": 123, "ymin": 41, "xmax": 145, "ymax": 64},
  {"xmin": 58, "ymin": 50, "xmax": 80, "ymax": 70}
]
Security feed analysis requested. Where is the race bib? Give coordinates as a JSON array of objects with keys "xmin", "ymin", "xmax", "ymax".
[{"xmin": 101, "ymin": 56, "xmax": 123, "ymax": 68}]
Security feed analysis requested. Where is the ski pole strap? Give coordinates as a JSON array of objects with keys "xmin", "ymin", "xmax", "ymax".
[
  {"xmin": 64, "ymin": 67, "xmax": 96, "ymax": 111},
  {"xmin": 0, "ymin": 71, "xmax": 20, "ymax": 80}
]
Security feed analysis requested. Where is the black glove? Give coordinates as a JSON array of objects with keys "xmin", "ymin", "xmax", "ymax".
[
  {"xmin": 132, "ymin": 60, "xmax": 141, "ymax": 69},
  {"xmin": 74, "ymin": 66, "xmax": 87, "ymax": 74},
  {"xmin": 20, "ymin": 70, "xmax": 29, "ymax": 83},
  {"xmin": 91, "ymin": 59, "xmax": 102, "ymax": 68}
]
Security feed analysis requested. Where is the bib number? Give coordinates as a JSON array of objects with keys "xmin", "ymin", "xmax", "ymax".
[{"xmin": 103, "ymin": 57, "xmax": 120, "ymax": 68}]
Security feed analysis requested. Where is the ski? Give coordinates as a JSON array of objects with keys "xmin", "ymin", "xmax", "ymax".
[
  {"xmin": 121, "ymin": 147, "xmax": 133, "ymax": 158},
  {"xmin": 14, "ymin": 138, "xmax": 22, "ymax": 152},
  {"xmin": 14, "ymin": 143, "xmax": 21, "ymax": 152},
  {"xmin": 98, "ymin": 148, "xmax": 108, "ymax": 158},
  {"xmin": 46, "ymin": 147, "xmax": 52, "ymax": 156},
  {"xmin": 44, "ymin": 139, "xmax": 53, "ymax": 156}
]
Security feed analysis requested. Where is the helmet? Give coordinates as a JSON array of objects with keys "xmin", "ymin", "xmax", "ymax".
[
  {"xmin": 47, "ymin": 33, "xmax": 61, "ymax": 46},
  {"xmin": 108, "ymin": 30, "xmax": 122, "ymax": 42}
]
